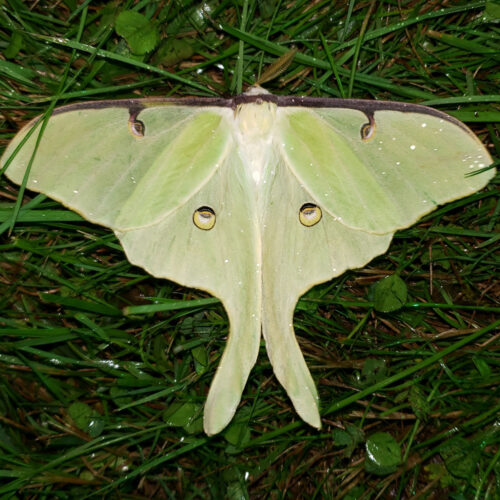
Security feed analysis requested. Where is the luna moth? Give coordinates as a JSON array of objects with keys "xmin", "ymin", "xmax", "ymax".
[{"xmin": 1, "ymin": 86, "xmax": 494, "ymax": 435}]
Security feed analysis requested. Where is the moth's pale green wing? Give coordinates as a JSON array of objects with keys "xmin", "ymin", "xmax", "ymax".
[
  {"xmin": 3, "ymin": 104, "xmax": 232, "ymax": 230},
  {"xmin": 261, "ymin": 150, "xmax": 392, "ymax": 428},
  {"xmin": 1, "ymin": 102, "xmax": 261, "ymax": 436},
  {"xmin": 264, "ymin": 103, "xmax": 493, "ymax": 427},
  {"xmin": 117, "ymin": 145, "xmax": 261, "ymax": 436},
  {"xmin": 279, "ymin": 107, "xmax": 494, "ymax": 233}
]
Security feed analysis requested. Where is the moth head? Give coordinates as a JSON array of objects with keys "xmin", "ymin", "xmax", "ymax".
[{"xmin": 236, "ymin": 101, "xmax": 276, "ymax": 136}]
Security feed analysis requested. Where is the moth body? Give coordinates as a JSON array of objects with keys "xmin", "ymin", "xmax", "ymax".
[{"xmin": 234, "ymin": 98, "xmax": 277, "ymax": 186}]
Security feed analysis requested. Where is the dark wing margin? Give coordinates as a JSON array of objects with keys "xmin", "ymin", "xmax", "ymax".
[{"xmin": 19, "ymin": 92, "xmax": 471, "ymax": 136}]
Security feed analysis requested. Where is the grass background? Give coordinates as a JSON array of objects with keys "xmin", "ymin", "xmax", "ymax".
[{"xmin": 0, "ymin": 0, "xmax": 499, "ymax": 498}]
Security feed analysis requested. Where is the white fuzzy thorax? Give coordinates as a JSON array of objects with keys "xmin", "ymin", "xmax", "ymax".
[{"xmin": 234, "ymin": 94, "xmax": 276, "ymax": 185}]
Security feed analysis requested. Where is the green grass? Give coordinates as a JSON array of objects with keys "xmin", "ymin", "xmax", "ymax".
[{"xmin": 0, "ymin": 0, "xmax": 499, "ymax": 498}]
